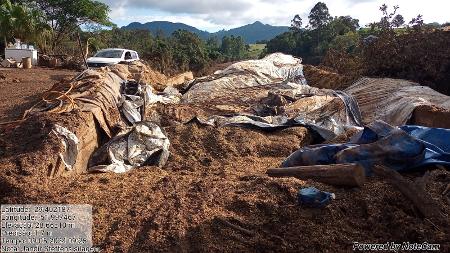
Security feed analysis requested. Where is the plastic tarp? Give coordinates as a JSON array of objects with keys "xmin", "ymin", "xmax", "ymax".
[
  {"xmin": 298, "ymin": 187, "xmax": 335, "ymax": 207},
  {"xmin": 120, "ymin": 81, "xmax": 181, "ymax": 124},
  {"xmin": 282, "ymin": 120, "xmax": 450, "ymax": 174},
  {"xmin": 345, "ymin": 77, "xmax": 450, "ymax": 126},
  {"xmin": 51, "ymin": 124, "xmax": 79, "ymax": 171},
  {"xmin": 182, "ymin": 53, "xmax": 307, "ymax": 104},
  {"xmin": 26, "ymin": 61, "xmax": 186, "ymax": 137},
  {"xmin": 24, "ymin": 65, "xmax": 177, "ymax": 174},
  {"xmin": 187, "ymin": 82, "xmax": 362, "ymax": 140},
  {"xmin": 89, "ymin": 121, "xmax": 170, "ymax": 173},
  {"xmin": 181, "ymin": 54, "xmax": 362, "ymax": 140},
  {"xmin": 26, "ymin": 69, "xmax": 124, "ymax": 137}
]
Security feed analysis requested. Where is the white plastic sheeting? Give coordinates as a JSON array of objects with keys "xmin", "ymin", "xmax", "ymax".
[
  {"xmin": 52, "ymin": 125, "xmax": 79, "ymax": 171},
  {"xmin": 121, "ymin": 95, "xmax": 144, "ymax": 124},
  {"xmin": 345, "ymin": 78, "xmax": 450, "ymax": 126},
  {"xmin": 178, "ymin": 53, "xmax": 363, "ymax": 139},
  {"xmin": 182, "ymin": 53, "xmax": 307, "ymax": 104},
  {"xmin": 120, "ymin": 83, "xmax": 181, "ymax": 124},
  {"xmin": 89, "ymin": 122, "xmax": 170, "ymax": 173},
  {"xmin": 146, "ymin": 86, "xmax": 181, "ymax": 105}
]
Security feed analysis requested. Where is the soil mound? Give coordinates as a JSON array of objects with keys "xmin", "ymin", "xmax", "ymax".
[{"xmin": 303, "ymin": 65, "xmax": 358, "ymax": 90}]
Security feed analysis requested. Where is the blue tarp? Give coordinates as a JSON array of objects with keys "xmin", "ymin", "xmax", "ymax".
[
  {"xmin": 298, "ymin": 187, "xmax": 335, "ymax": 208},
  {"xmin": 282, "ymin": 121, "xmax": 450, "ymax": 174}
]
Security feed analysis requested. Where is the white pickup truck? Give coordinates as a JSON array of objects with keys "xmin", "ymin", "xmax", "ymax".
[{"xmin": 87, "ymin": 48, "xmax": 139, "ymax": 68}]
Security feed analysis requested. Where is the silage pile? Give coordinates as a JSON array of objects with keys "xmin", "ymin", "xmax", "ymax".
[
  {"xmin": 0, "ymin": 54, "xmax": 449, "ymax": 252},
  {"xmin": 111, "ymin": 62, "xmax": 193, "ymax": 91}
]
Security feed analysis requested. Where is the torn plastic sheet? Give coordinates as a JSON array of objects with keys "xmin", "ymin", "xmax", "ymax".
[
  {"xmin": 190, "ymin": 114, "xmax": 291, "ymax": 128},
  {"xmin": 120, "ymin": 81, "xmax": 181, "ymax": 124},
  {"xmin": 89, "ymin": 121, "xmax": 170, "ymax": 173},
  {"xmin": 186, "ymin": 85, "xmax": 363, "ymax": 140},
  {"xmin": 51, "ymin": 125, "xmax": 79, "ymax": 171},
  {"xmin": 121, "ymin": 95, "xmax": 144, "ymax": 123},
  {"xmin": 148, "ymin": 86, "xmax": 182, "ymax": 105},
  {"xmin": 189, "ymin": 113, "xmax": 361, "ymax": 140},
  {"xmin": 282, "ymin": 120, "xmax": 450, "ymax": 174},
  {"xmin": 333, "ymin": 90, "xmax": 363, "ymax": 127}
]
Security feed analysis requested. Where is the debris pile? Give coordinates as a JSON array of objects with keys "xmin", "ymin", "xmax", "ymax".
[{"xmin": 1, "ymin": 58, "xmax": 23, "ymax": 68}]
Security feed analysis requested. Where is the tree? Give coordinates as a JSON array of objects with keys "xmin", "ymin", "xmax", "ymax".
[
  {"xmin": 31, "ymin": 0, "xmax": 114, "ymax": 52},
  {"xmin": 206, "ymin": 36, "xmax": 222, "ymax": 60},
  {"xmin": 369, "ymin": 4, "xmax": 404, "ymax": 33},
  {"xmin": 328, "ymin": 16, "xmax": 359, "ymax": 36},
  {"xmin": 0, "ymin": 0, "xmax": 49, "ymax": 46},
  {"xmin": 266, "ymin": 32, "xmax": 297, "ymax": 55},
  {"xmin": 221, "ymin": 35, "xmax": 246, "ymax": 61},
  {"xmin": 206, "ymin": 36, "xmax": 219, "ymax": 49},
  {"xmin": 392, "ymin": 14, "xmax": 405, "ymax": 28},
  {"xmin": 290, "ymin": 14, "xmax": 303, "ymax": 32},
  {"xmin": 308, "ymin": 2, "xmax": 332, "ymax": 49},
  {"xmin": 0, "ymin": 0, "xmax": 16, "ymax": 45},
  {"xmin": 171, "ymin": 30, "xmax": 208, "ymax": 72},
  {"xmin": 329, "ymin": 31, "xmax": 359, "ymax": 52},
  {"xmin": 308, "ymin": 2, "xmax": 332, "ymax": 30},
  {"xmin": 409, "ymin": 14, "xmax": 424, "ymax": 30}
]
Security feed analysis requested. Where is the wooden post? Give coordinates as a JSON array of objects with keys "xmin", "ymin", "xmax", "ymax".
[
  {"xmin": 267, "ymin": 163, "xmax": 366, "ymax": 187},
  {"xmin": 77, "ymin": 32, "xmax": 87, "ymax": 69}
]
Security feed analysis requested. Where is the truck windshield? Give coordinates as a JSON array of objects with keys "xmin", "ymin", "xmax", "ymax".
[{"xmin": 94, "ymin": 50, "xmax": 123, "ymax": 58}]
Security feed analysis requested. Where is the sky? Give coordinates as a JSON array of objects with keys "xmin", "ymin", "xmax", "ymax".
[{"xmin": 99, "ymin": 0, "xmax": 450, "ymax": 32}]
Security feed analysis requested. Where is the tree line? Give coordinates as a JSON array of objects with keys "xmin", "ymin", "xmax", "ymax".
[
  {"xmin": 85, "ymin": 28, "xmax": 249, "ymax": 75},
  {"xmin": 266, "ymin": 2, "xmax": 419, "ymax": 64},
  {"xmin": 265, "ymin": 2, "xmax": 450, "ymax": 95}
]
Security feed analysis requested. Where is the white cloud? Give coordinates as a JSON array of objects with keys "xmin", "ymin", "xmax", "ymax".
[
  {"xmin": 101, "ymin": 0, "xmax": 252, "ymax": 14},
  {"xmin": 99, "ymin": 0, "xmax": 450, "ymax": 31}
]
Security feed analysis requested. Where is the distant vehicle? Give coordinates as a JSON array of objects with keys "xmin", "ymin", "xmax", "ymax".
[{"xmin": 87, "ymin": 48, "xmax": 139, "ymax": 67}]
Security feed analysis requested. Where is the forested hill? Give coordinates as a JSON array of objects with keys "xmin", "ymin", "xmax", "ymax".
[
  {"xmin": 122, "ymin": 21, "xmax": 289, "ymax": 43},
  {"xmin": 123, "ymin": 21, "xmax": 210, "ymax": 39}
]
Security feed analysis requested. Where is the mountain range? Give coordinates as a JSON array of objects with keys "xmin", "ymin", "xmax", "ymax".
[{"xmin": 122, "ymin": 21, "xmax": 289, "ymax": 44}]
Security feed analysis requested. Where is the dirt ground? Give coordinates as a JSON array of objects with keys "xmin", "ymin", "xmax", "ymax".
[
  {"xmin": 303, "ymin": 65, "xmax": 358, "ymax": 90},
  {"xmin": 0, "ymin": 67, "xmax": 76, "ymax": 121},
  {"xmin": 0, "ymin": 67, "xmax": 449, "ymax": 252}
]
